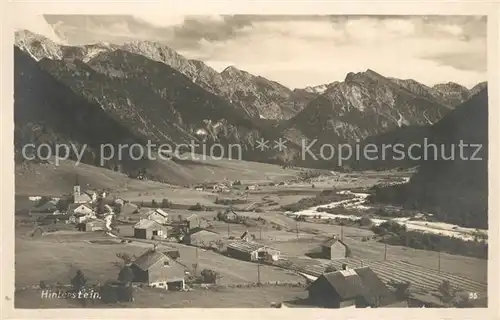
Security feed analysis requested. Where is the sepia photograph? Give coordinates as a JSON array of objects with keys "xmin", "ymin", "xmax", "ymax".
[{"xmin": 5, "ymin": 6, "xmax": 494, "ymax": 314}]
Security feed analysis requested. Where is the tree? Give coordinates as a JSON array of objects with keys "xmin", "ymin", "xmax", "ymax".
[
  {"xmin": 388, "ymin": 280, "xmax": 411, "ymax": 301},
  {"xmin": 151, "ymin": 199, "xmax": 158, "ymax": 208},
  {"xmin": 161, "ymin": 198, "xmax": 170, "ymax": 208},
  {"xmin": 71, "ymin": 270, "xmax": 86, "ymax": 292},
  {"xmin": 96, "ymin": 198, "xmax": 105, "ymax": 215},
  {"xmin": 118, "ymin": 266, "xmax": 134, "ymax": 285},
  {"xmin": 200, "ymin": 269, "xmax": 221, "ymax": 284},
  {"xmin": 438, "ymin": 280, "xmax": 455, "ymax": 305},
  {"xmin": 56, "ymin": 198, "xmax": 70, "ymax": 211}
]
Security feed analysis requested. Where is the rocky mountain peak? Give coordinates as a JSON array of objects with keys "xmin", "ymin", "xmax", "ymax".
[{"xmin": 15, "ymin": 29, "xmax": 63, "ymax": 61}]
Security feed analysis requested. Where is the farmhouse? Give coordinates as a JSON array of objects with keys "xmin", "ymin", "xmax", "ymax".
[
  {"xmin": 29, "ymin": 200, "xmax": 63, "ymax": 218},
  {"xmin": 68, "ymin": 203, "xmax": 96, "ymax": 223},
  {"xmin": 226, "ymin": 241, "xmax": 280, "ymax": 262},
  {"xmin": 246, "ymin": 184, "xmax": 258, "ymax": 191},
  {"xmin": 130, "ymin": 248, "xmax": 187, "ymax": 290},
  {"xmin": 307, "ymin": 235, "xmax": 350, "ymax": 260},
  {"xmin": 223, "ymin": 208, "xmax": 239, "ymax": 222},
  {"xmin": 134, "ymin": 219, "xmax": 167, "ymax": 240},
  {"xmin": 185, "ymin": 214, "xmax": 209, "ymax": 230},
  {"xmin": 120, "ymin": 202, "xmax": 138, "ymax": 215},
  {"xmin": 213, "ymin": 183, "xmax": 230, "ymax": 193},
  {"xmin": 306, "ymin": 266, "xmax": 405, "ymax": 308},
  {"xmin": 77, "ymin": 219, "xmax": 107, "ymax": 232},
  {"xmin": 146, "ymin": 208, "xmax": 169, "ymax": 225},
  {"xmin": 240, "ymin": 230, "xmax": 254, "ymax": 242},
  {"xmin": 182, "ymin": 229, "xmax": 222, "ymax": 248},
  {"xmin": 194, "ymin": 185, "xmax": 205, "ymax": 191}
]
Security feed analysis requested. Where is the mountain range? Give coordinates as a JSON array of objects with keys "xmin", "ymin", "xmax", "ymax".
[{"xmin": 14, "ymin": 29, "xmax": 486, "ymax": 172}]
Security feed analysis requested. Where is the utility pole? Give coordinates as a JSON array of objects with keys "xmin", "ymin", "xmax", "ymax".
[
  {"xmin": 296, "ymin": 221, "xmax": 299, "ymax": 239},
  {"xmin": 340, "ymin": 224, "xmax": 344, "ymax": 241},
  {"xmin": 257, "ymin": 259, "xmax": 261, "ymax": 285},
  {"xmin": 260, "ymin": 226, "xmax": 262, "ymax": 240},
  {"xmin": 384, "ymin": 241, "xmax": 388, "ymax": 261},
  {"xmin": 227, "ymin": 223, "xmax": 230, "ymax": 237},
  {"xmin": 195, "ymin": 246, "xmax": 199, "ymax": 275},
  {"xmin": 438, "ymin": 250, "xmax": 441, "ymax": 273}
]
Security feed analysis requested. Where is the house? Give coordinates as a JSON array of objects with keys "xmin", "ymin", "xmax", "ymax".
[
  {"xmin": 134, "ymin": 219, "xmax": 168, "ymax": 240},
  {"xmin": 68, "ymin": 203, "xmax": 95, "ymax": 216},
  {"xmin": 77, "ymin": 219, "xmax": 107, "ymax": 232},
  {"xmin": 130, "ymin": 248, "xmax": 187, "ymax": 290},
  {"xmin": 29, "ymin": 200, "xmax": 63, "ymax": 219},
  {"xmin": 226, "ymin": 241, "xmax": 280, "ymax": 262},
  {"xmin": 306, "ymin": 265, "xmax": 405, "ymax": 308},
  {"xmin": 246, "ymin": 184, "xmax": 258, "ymax": 191},
  {"xmin": 120, "ymin": 202, "xmax": 138, "ymax": 215},
  {"xmin": 213, "ymin": 183, "xmax": 230, "ymax": 193},
  {"xmin": 182, "ymin": 229, "xmax": 222, "ymax": 248},
  {"xmin": 67, "ymin": 203, "xmax": 96, "ymax": 223},
  {"xmin": 185, "ymin": 214, "xmax": 208, "ymax": 230},
  {"xmin": 194, "ymin": 185, "xmax": 205, "ymax": 191},
  {"xmin": 146, "ymin": 208, "xmax": 169, "ymax": 225},
  {"xmin": 307, "ymin": 235, "xmax": 349, "ymax": 260},
  {"xmin": 223, "ymin": 208, "xmax": 239, "ymax": 222},
  {"xmin": 114, "ymin": 198, "xmax": 125, "ymax": 207},
  {"xmin": 240, "ymin": 230, "xmax": 254, "ymax": 242}
]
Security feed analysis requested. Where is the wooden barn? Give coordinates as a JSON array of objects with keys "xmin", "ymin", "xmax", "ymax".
[
  {"xmin": 307, "ymin": 235, "xmax": 350, "ymax": 260},
  {"xmin": 306, "ymin": 266, "xmax": 406, "ymax": 308},
  {"xmin": 130, "ymin": 248, "xmax": 187, "ymax": 290},
  {"xmin": 133, "ymin": 219, "xmax": 168, "ymax": 240},
  {"xmin": 226, "ymin": 241, "xmax": 280, "ymax": 262},
  {"xmin": 182, "ymin": 229, "xmax": 221, "ymax": 248}
]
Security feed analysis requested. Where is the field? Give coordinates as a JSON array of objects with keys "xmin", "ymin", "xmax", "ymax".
[
  {"xmin": 14, "ymin": 156, "xmax": 488, "ymax": 308},
  {"xmin": 15, "ymin": 232, "xmax": 304, "ymax": 288},
  {"xmin": 284, "ymin": 257, "xmax": 487, "ymax": 299},
  {"xmin": 15, "ymin": 285, "xmax": 307, "ymax": 308},
  {"xmin": 15, "ymin": 155, "xmax": 300, "ymax": 196}
]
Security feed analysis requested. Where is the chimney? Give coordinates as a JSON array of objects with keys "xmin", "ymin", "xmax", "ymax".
[{"xmin": 342, "ymin": 263, "xmax": 348, "ymax": 270}]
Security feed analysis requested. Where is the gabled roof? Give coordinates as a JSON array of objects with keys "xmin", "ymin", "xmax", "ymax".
[
  {"xmin": 186, "ymin": 214, "xmax": 199, "ymax": 221},
  {"xmin": 34, "ymin": 200, "xmax": 58, "ymax": 211},
  {"xmin": 133, "ymin": 249, "xmax": 167, "ymax": 271},
  {"xmin": 150, "ymin": 208, "xmax": 168, "ymax": 217},
  {"xmin": 134, "ymin": 219, "xmax": 164, "ymax": 230},
  {"xmin": 227, "ymin": 241, "xmax": 271, "ymax": 253},
  {"xmin": 321, "ymin": 236, "xmax": 348, "ymax": 249},
  {"xmin": 68, "ymin": 203, "xmax": 93, "ymax": 211},
  {"xmin": 307, "ymin": 267, "xmax": 395, "ymax": 307}
]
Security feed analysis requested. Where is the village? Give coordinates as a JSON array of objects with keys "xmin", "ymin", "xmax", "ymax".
[{"xmin": 14, "ymin": 171, "xmax": 488, "ymax": 309}]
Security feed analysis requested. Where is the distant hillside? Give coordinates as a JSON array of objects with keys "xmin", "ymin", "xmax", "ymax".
[{"xmin": 370, "ymin": 87, "xmax": 488, "ymax": 228}]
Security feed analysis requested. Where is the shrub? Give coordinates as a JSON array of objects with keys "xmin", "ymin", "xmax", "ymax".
[
  {"xmin": 359, "ymin": 215, "xmax": 373, "ymax": 227},
  {"xmin": 188, "ymin": 202, "xmax": 204, "ymax": 211},
  {"xmin": 161, "ymin": 198, "xmax": 171, "ymax": 208}
]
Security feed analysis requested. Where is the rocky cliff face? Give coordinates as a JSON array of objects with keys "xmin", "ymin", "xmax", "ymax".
[
  {"xmin": 15, "ymin": 30, "xmax": 315, "ymax": 120},
  {"xmin": 286, "ymin": 69, "xmax": 452, "ymax": 151},
  {"xmin": 15, "ymin": 29, "xmax": 486, "ymax": 173}
]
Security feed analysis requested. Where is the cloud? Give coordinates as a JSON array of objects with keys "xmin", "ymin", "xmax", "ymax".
[{"xmin": 33, "ymin": 15, "xmax": 486, "ymax": 88}]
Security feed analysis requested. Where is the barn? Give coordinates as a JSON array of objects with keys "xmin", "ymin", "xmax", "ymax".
[
  {"xmin": 307, "ymin": 235, "xmax": 350, "ymax": 260},
  {"xmin": 226, "ymin": 241, "xmax": 280, "ymax": 262},
  {"xmin": 133, "ymin": 219, "xmax": 168, "ymax": 240}
]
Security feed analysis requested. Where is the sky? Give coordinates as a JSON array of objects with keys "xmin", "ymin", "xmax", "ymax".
[{"xmin": 15, "ymin": 14, "xmax": 487, "ymax": 89}]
